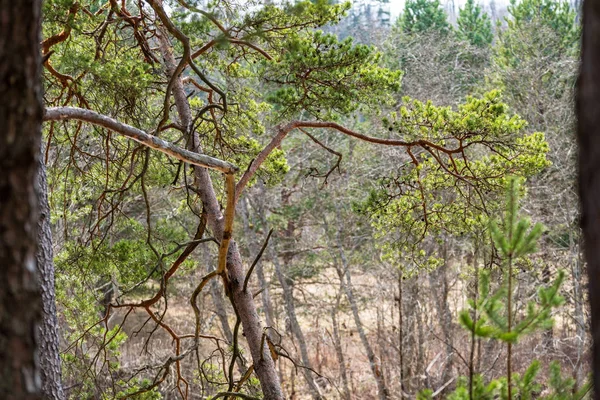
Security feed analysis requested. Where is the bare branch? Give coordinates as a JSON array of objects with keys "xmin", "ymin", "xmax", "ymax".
[
  {"xmin": 243, "ymin": 229, "xmax": 274, "ymax": 293},
  {"xmin": 235, "ymin": 119, "xmax": 467, "ymax": 199},
  {"xmin": 44, "ymin": 107, "xmax": 238, "ymax": 173}
]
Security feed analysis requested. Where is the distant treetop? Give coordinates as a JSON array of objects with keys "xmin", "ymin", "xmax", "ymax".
[
  {"xmin": 398, "ymin": 0, "xmax": 451, "ymax": 35},
  {"xmin": 507, "ymin": 0, "xmax": 579, "ymax": 47},
  {"xmin": 457, "ymin": 0, "xmax": 494, "ymax": 46}
]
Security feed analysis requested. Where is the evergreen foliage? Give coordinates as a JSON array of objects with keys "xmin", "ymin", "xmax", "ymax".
[
  {"xmin": 34, "ymin": 0, "xmax": 589, "ymax": 398},
  {"xmin": 457, "ymin": 0, "xmax": 494, "ymax": 46},
  {"xmin": 495, "ymin": 0, "xmax": 579, "ymax": 71},
  {"xmin": 360, "ymin": 94, "xmax": 549, "ymax": 271},
  {"xmin": 417, "ymin": 178, "xmax": 589, "ymax": 399},
  {"xmin": 507, "ymin": 0, "xmax": 579, "ymax": 46},
  {"xmin": 399, "ymin": 0, "xmax": 451, "ymax": 35}
]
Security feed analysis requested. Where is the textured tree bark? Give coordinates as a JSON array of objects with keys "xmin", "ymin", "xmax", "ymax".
[
  {"xmin": 157, "ymin": 32, "xmax": 283, "ymax": 399},
  {"xmin": 577, "ymin": 0, "xmax": 600, "ymax": 397},
  {"xmin": 36, "ymin": 153, "xmax": 66, "ymax": 400},
  {"xmin": 0, "ymin": 0, "xmax": 44, "ymax": 398}
]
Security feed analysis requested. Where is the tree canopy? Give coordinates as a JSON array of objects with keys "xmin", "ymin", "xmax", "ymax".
[{"xmin": 7, "ymin": 0, "xmax": 589, "ymax": 398}]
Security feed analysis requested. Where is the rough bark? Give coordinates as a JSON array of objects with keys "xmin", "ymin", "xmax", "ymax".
[
  {"xmin": 36, "ymin": 153, "xmax": 66, "ymax": 400},
  {"xmin": 157, "ymin": 32, "xmax": 283, "ymax": 399},
  {"xmin": 577, "ymin": 0, "xmax": 600, "ymax": 396},
  {"xmin": 0, "ymin": 0, "xmax": 44, "ymax": 398}
]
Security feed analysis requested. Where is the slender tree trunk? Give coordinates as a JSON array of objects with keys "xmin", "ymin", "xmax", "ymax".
[
  {"xmin": 468, "ymin": 246, "xmax": 480, "ymax": 400},
  {"xmin": 255, "ymin": 253, "xmax": 275, "ymax": 329},
  {"xmin": 507, "ymin": 256, "xmax": 514, "ymax": 400},
  {"xmin": 207, "ymin": 260, "xmax": 234, "ymax": 343},
  {"xmin": 397, "ymin": 269, "xmax": 404, "ymax": 399},
  {"xmin": 577, "ymin": 1, "xmax": 600, "ymax": 396},
  {"xmin": 205, "ymin": 253, "xmax": 248, "ymax": 375},
  {"xmin": 243, "ymin": 195, "xmax": 276, "ymax": 331},
  {"xmin": 0, "ymin": 1, "xmax": 44, "ymax": 398},
  {"xmin": 429, "ymin": 245, "xmax": 453, "ymax": 383},
  {"xmin": 251, "ymin": 188, "xmax": 322, "ymax": 398},
  {"xmin": 572, "ymin": 236, "xmax": 587, "ymax": 387},
  {"xmin": 376, "ymin": 303, "xmax": 388, "ymax": 392},
  {"xmin": 335, "ymin": 232, "xmax": 389, "ymax": 399},
  {"xmin": 414, "ymin": 280, "xmax": 426, "ymax": 388},
  {"xmin": 36, "ymin": 154, "xmax": 66, "ymax": 400},
  {"xmin": 255, "ymin": 257, "xmax": 276, "ymax": 329},
  {"xmin": 541, "ymin": 264, "xmax": 555, "ymax": 351},
  {"xmin": 157, "ymin": 31, "xmax": 282, "ymax": 399},
  {"xmin": 271, "ymin": 254, "xmax": 323, "ymax": 399},
  {"xmin": 331, "ymin": 291, "xmax": 351, "ymax": 400}
]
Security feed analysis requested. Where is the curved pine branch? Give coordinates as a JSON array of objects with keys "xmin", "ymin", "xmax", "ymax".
[{"xmin": 43, "ymin": 106, "xmax": 238, "ymax": 174}]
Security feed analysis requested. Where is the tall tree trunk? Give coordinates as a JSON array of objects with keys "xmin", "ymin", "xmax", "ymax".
[
  {"xmin": 331, "ymin": 290, "xmax": 351, "ymax": 400},
  {"xmin": 271, "ymin": 253, "xmax": 323, "ymax": 399},
  {"xmin": 577, "ymin": 0, "xmax": 600, "ymax": 397},
  {"xmin": 157, "ymin": 31, "xmax": 283, "ymax": 399},
  {"xmin": 207, "ymin": 259, "xmax": 234, "ymax": 343},
  {"xmin": 205, "ymin": 252, "xmax": 248, "ymax": 374},
  {"xmin": 251, "ymin": 186, "xmax": 323, "ymax": 399},
  {"xmin": 429, "ymin": 245, "xmax": 453, "ymax": 384},
  {"xmin": 255, "ymin": 252, "xmax": 276, "ymax": 330},
  {"xmin": 397, "ymin": 269, "xmax": 405, "ymax": 399},
  {"xmin": 243, "ymin": 195, "xmax": 276, "ymax": 331},
  {"xmin": 335, "ymin": 228, "xmax": 389, "ymax": 400},
  {"xmin": 36, "ymin": 154, "xmax": 66, "ymax": 400},
  {"xmin": 414, "ymin": 280, "xmax": 426, "ymax": 388},
  {"xmin": 0, "ymin": 1, "xmax": 44, "ymax": 398},
  {"xmin": 252, "ymin": 195, "xmax": 323, "ymax": 399},
  {"xmin": 571, "ymin": 235, "xmax": 587, "ymax": 387}
]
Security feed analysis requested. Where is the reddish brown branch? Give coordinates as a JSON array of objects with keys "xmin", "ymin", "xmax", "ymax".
[
  {"xmin": 41, "ymin": 3, "xmax": 79, "ymax": 54},
  {"xmin": 235, "ymin": 119, "xmax": 470, "ymax": 199}
]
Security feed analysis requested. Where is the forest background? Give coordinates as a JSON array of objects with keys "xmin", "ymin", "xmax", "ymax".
[{"xmin": 26, "ymin": 0, "xmax": 591, "ymax": 398}]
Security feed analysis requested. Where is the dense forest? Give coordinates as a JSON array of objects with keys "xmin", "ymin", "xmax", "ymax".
[{"xmin": 1, "ymin": 0, "xmax": 600, "ymax": 399}]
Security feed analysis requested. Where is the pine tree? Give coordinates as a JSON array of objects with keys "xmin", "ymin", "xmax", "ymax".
[
  {"xmin": 495, "ymin": 0, "xmax": 579, "ymax": 71},
  {"xmin": 423, "ymin": 178, "xmax": 590, "ymax": 399},
  {"xmin": 457, "ymin": 0, "xmax": 494, "ymax": 46},
  {"xmin": 399, "ymin": 0, "xmax": 451, "ymax": 35},
  {"xmin": 459, "ymin": 177, "xmax": 566, "ymax": 400},
  {"xmin": 508, "ymin": 0, "xmax": 578, "ymax": 46}
]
